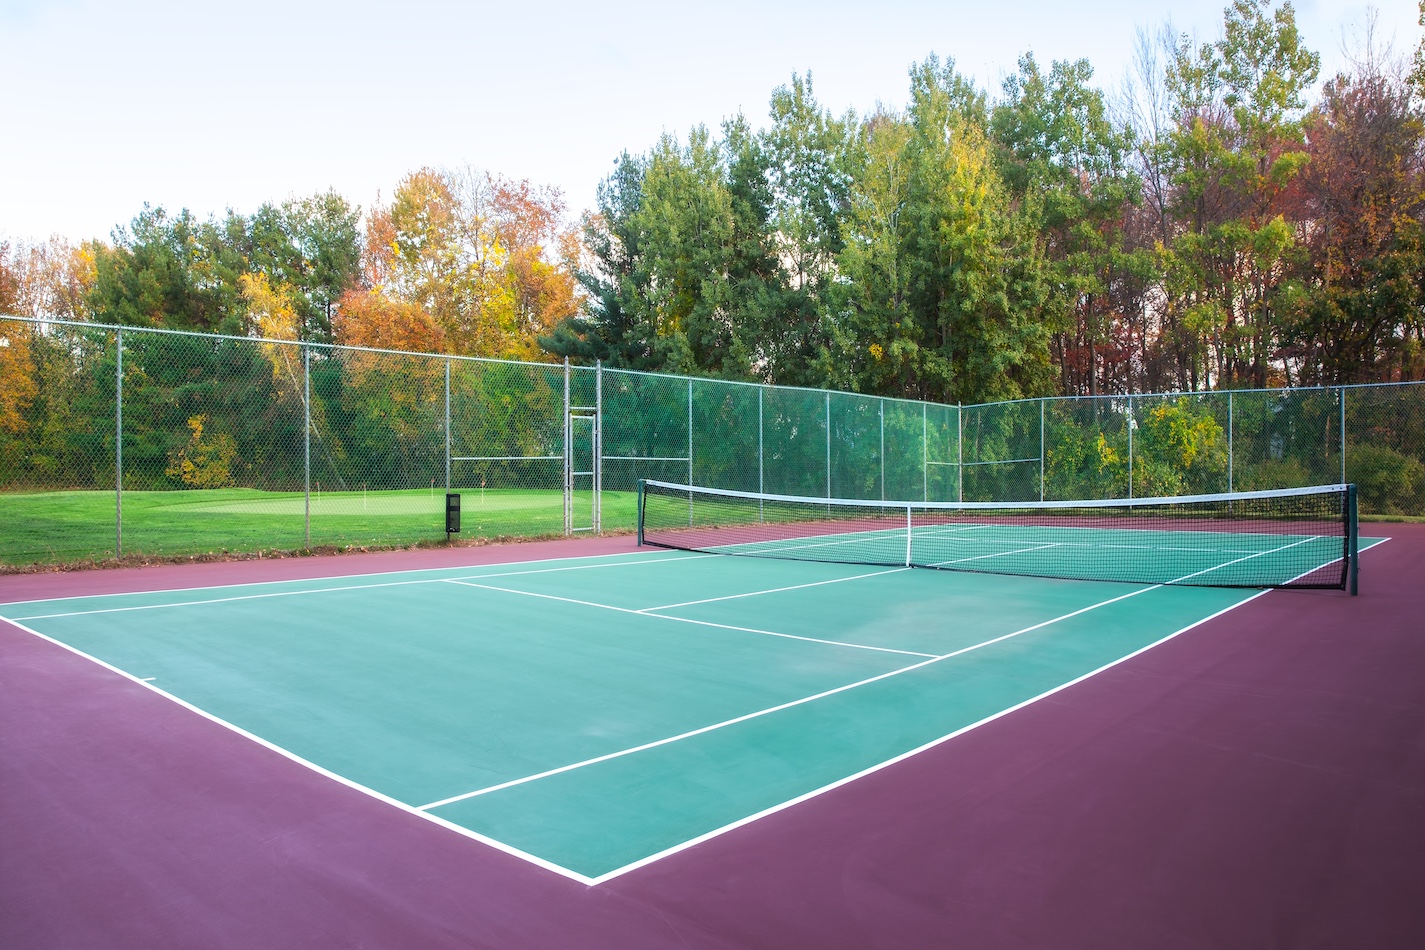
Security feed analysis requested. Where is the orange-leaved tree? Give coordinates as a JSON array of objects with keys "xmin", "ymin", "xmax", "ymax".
[{"xmin": 359, "ymin": 167, "xmax": 580, "ymax": 361}]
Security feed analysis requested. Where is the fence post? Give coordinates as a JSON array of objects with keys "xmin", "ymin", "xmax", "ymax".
[
  {"xmin": 304, "ymin": 343, "xmax": 311, "ymax": 548},
  {"xmin": 1039, "ymin": 398, "xmax": 1046, "ymax": 502},
  {"xmin": 563, "ymin": 357, "xmax": 571, "ymax": 536},
  {"xmin": 1228, "ymin": 390, "xmax": 1234, "ymax": 492},
  {"xmin": 595, "ymin": 360, "xmax": 602, "ymax": 533},
  {"xmin": 825, "ymin": 391, "xmax": 832, "ymax": 498},
  {"xmin": 687, "ymin": 378, "xmax": 694, "ymax": 488},
  {"xmin": 880, "ymin": 398, "xmax": 885, "ymax": 501},
  {"xmin": 444, "ymin": 359, "xmax": 451, "ymax": 492},
  {"xmin": 115, "ymin": 328, "xmax": 123, "ymax": 558},
  {"xmin": 956, "ymin": 405, "xmax": 963, "ymax": 503},
  {"xmin": 1127, "ymin": 395, "xmax": 1134, "ymax": 499},
  {"xmin": 1340, "ymin": 386, "xmax": 1347, "ymax": 485},
  {"xmin": 922, "ymin": 403, "xmax": 928, "ymax": 503},
  {"xmin": 758, "ymin": 386, "xmax": 764, "ymax": 519}
]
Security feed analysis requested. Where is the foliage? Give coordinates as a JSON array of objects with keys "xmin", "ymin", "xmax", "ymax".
[
  {"xmin": 0, "ymin": 322, "xmax": 37, "ymax": 435},
  {"xmin": 369, "ymin": 167, "xmax": 579, "ymax": 361},
  {"xmin": 1131, "ymin": 398, "xmax": 1229, "ymax": 495},
  {"xmin": 4, "ymin": 0, "xmax": 1425, "ymax": 462},
  {"xmin": 1348, "ymin": 443, "xmax": 1425, "ymax": 513},
  {"xmin": 164, "ymin": 414, "xmax": 237, "ymax": 488}
]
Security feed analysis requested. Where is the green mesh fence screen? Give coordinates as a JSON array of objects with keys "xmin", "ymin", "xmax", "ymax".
[{"xmin": 2, "ymin": 315, "xmax": 1423, "ymax": 567}]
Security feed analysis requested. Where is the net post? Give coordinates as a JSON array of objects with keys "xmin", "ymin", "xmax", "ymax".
[
  {"xmin": 1348, "ymin": 483, "xmax": 1359, "ymax": 596},
  {"xmin": 637, "ymin": 478, "xmax": 647, "ymax": 546}
]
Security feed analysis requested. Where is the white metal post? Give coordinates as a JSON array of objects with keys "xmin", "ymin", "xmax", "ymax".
[
  {"xmin": 688, "ymin": 378, "xmax": 694, "ymax": 526},
  {"xmin": 956, "ymin": 405, "xmax": 963, "ymax": 503},
  {"xmin": 115, "ymin": 329, "xmax": 123, "ymax": 558},
  {"xmin": 905, "ymin": 505, "xmax": 913, "ymax": 566},
  {"xmin": 304, "ymin": 343, "xmax": 311, "ymax": 547},
  {"xmin": 1340, "ymin": 386, "xmax": 1347, "ymax": 485},
  {"xmin": 595, "ymin": 361, "xmax": 603, "ymax": 533},
  {"xmin": 563, "ymin": 358, "xmax": 571, "ymax": 536},
  {"xmin": 1228, "ymin": 390, "xmax": 1235, "ymax": 492},
  {"xmin": 1127, "ymin": 395, "xmax": 1134, "ymax": 499},
  {"xmin": 444, "ymin": 359, "xmax": 451, "ymax": 492}
]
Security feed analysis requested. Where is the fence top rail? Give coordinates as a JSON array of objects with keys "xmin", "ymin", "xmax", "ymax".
[
  {"xmin": 959, "ymin": 378, "xmax": 1425, "ymax": 412},
  {"xmin": 0, "ymin": 315, "xmax": 566, "ymax": 371},
  {"xmin": 6, "ymin": 313, "xmax": 1422, "ymax": 415},
  {"xmin": 600, "ymin": 364, "xmax": 958, "ymax": 413}
]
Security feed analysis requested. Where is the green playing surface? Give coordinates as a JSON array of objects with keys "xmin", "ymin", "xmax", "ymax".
[{"xmin": 1, "ymin": 542, "xmax": 1378, "ymax": 882}]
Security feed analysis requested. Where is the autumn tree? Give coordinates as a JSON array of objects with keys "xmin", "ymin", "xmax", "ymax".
[
  {"xmin": 365, "ymin": 167, "xmax": 579, "ymax": 361},
  {"xmin": 1280, "ymin": 44, "xmax": 1425, "ymax": 382},
  {"xmin": 333, "ymin": 289, "xmax": 446, "ymax": 354},
  {"xmin": 0, "ymin": 245, "xmax": 38, "ymax": 435}
]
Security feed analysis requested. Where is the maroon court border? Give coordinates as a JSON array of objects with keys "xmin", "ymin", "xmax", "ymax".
[{"xmin": 3, "ymin": 528, "xmax": 1423, "ymax": 949}]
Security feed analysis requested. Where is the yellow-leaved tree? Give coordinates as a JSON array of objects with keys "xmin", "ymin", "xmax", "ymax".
[
  {"xmin": 165, "ymin": 414, "xmax": 237, "ymax": 488},
  {"xmin": 357, "ymin": 167, "xmax": 580, "ymax": 360}
]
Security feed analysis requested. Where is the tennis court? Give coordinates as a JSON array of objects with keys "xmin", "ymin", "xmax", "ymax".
[
  {"xmin": 0, "ymin": 489, "xmax": 1382, "ymax": 883},
  {"xmin": 5, "ymin": 476, "xmax": 1424, "ymax": 949}
]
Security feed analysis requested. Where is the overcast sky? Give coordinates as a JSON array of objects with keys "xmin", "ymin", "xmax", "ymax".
[{"xmin": 2, "ymin": 0, "xmax": 1419, "ymax": 243}]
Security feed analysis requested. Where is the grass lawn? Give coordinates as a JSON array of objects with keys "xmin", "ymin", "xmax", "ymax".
[{"xmin": 0, "ymin": 488, "xmax": 639, "ymax": 568}]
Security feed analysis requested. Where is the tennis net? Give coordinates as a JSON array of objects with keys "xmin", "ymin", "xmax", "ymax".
[{"xmin": 638, "ymin": 480, "xmax": 1359, "ymax": 591}]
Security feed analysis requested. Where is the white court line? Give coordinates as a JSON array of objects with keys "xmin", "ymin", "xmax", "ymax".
[
  {"xmin": 442, "ymin": 579, "xmax": 935, "ymax": 659},
  {"xmin": 581, "ymin": 528, "xmax": 1378, "ymax": 884},
  {"xmin": 417, "ymin": 581, "xmax": 1161, "ymax": 811},
  {"xmin": 721, "ymin": 522, "xmax": 991, "ymax": 558},
  {"xmin": 584, "ymin": 588, "xmax": 1267, "ymax": 885},
  {"xmin": 424, "ymin": 535, "xmax": 1345, "ymax": 813},
  {"xmin": 1, "ymin": 616, "xmax": 599, "ymax": 886},
  {"xmin": 724, "ymin": 523, "xmax": 1293, "ymax": 561},
  {"xmin": 1169, "ymin": 535, "xmax": 1323, "ymax": 583},
  {"xmin": 0, "ymin": 547, "xmax": 702, "ymax": 611},
  {"xmin": 641, "ymin": 567, "xmax": 907, "ymax": 611},
  {"xmin": 5, "ymin": 537, "xmax": 1390, "ymax": 888},
  {"xmin": 930, "ymin": 542, "xmax": 1061, "ymax": 566},
  {"xmin": 4, "ymin": 553, "xmax": 718, "ymax": 621}
]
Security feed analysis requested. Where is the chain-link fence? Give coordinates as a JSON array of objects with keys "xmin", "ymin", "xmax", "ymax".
[{"xmin": 3, "ymin": 315, "xmax": 1424, "ymax": 566}]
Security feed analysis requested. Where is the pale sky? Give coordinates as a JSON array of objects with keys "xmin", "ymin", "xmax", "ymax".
[{"xmin": 2, "ymin": 0, "xmax": 1419, "ymax": 243}]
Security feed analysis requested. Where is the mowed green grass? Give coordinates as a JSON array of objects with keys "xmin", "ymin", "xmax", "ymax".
[{"xmin": 0, "ymin": 489, "xmax": 639, "ymax": 566}]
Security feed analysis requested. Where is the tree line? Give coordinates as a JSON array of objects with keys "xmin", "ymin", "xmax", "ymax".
[{"xmin": 3, "ymin": 0, "xmax": 1423, "ymax": 410}]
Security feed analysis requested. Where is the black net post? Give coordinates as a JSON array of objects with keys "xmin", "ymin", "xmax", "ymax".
[
  {"xmin": 637, "ymin": 479, "xmax": 646, "ymax": 546},
  {"xmin": 1348, "ymin": 483, "xmax": 1359, "ymax": 596}
]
